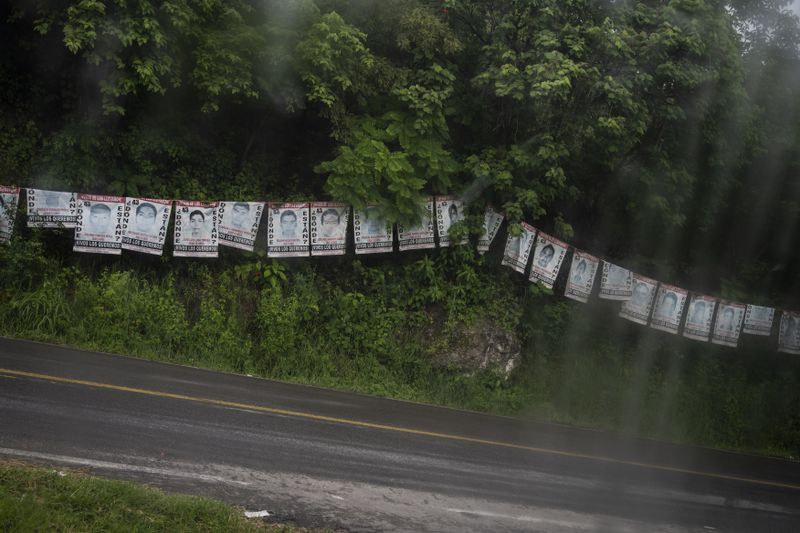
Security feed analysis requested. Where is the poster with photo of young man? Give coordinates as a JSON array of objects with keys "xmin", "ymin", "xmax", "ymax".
[
  {"xmin": 649, "ymin": 284, "xmax": 688, "ymax": 335},
  {"xmin": 353, "ymin": 205, "xmax": 394, "ymax": 254},
  {"xmin": 619, "ymin": 274, "xmax": 658, "ymax": 325},
  {"xmin": 599, "ymin": 261, "xmax": 634, "ymax": 300},
  {"xmin": 529, "ymin": 230, "xmax": 569, "ymax": 290},
  {"xmin": 310, "ymin": 202, "xmax": 349, "ymax": 256},
  {"xmin": 173, "ymin": 201, "xmax": 218, "ymax": 258},
  {"xmin": 218, "ymin": 201, "xmax": 264, "ymax": 252},
  {"xmin": 121, "ymin": 197, "xmax": 172, "ymax": 255},
  {"xmin": 501, "ymin": 222, "xmax": 536, "ymax": 274},
  {"xmin": 711, "ymin": 301, "xmax": 746, "ymax": 347},
  {"xmin": 564, "ymin": 250, "xmax": 599, "ymax": 303},
  {"xmin": 435, "ymin": 196, "xmax": 467, "ymax": 247},
  {"xmin": 0, "ymin": 186, "xmax": 20, "ymax": 244},
  {"xmin": 477, "ymin": 206, "xmax": 504, "ymax": 254},
  {"xmin": 74, "ymin": 194, "xmax": 125, "ymax": 255},
  {"xmin": 267, "ymin": 202, "xmax": 309, "ymax": 258},
  {"xmin": 26, "ymin": 188, "xmax": 78, "ymax": 228},
  {"xmin": 398, "ymin": 197, "xmax": 436, "ymax": 251}
]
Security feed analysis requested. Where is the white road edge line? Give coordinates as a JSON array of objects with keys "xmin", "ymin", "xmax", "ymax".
[
  {"xmin": 443, "ymin": 507, "xmax": 589, "ymax": 528},
  {"xmin": 0, "ymin": 447, "xmax": 251, "ymax": 486}
]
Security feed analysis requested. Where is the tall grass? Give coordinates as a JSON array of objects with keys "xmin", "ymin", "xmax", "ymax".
[{"xmin": 0, "ymin": 461, "xmax": 315, "ymax": 532}]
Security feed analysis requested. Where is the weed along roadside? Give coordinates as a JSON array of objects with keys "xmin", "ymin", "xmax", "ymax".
[{"xmin": 0, "ymin": 460, "xmax": 327, "ymax": 532}]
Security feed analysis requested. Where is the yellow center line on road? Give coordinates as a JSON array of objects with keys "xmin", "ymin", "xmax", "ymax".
[{"xmin": 2, "ymin": 367, "xmax": 799, "ymax": 491}]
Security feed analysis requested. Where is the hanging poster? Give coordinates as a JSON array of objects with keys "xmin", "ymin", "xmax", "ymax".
[
  {"xmin": 267, "ymin": 202, "xmax": 309, "ymax": 258},
  {"xmin": 353, "ymin": 205, "xmax": 393, "ymax": 254},
  {"xmin": 649, "ymin": 284, "xmax": 688, "ymax": 335},
  {"xmin": 26, "ymin": 188, "xmax": 78, "ymax": 228},
  {"xmin": 478, "ymin": 207, "xmax": 504, "ymax": 254},
  {"xmin": 528, "ymin": 231, "xmax": 569, "ymax": 289},
  {"xmin": 310, "ymin": 201, "xmax": 349, "ymax": 256},
  {"xmin": 121, "ymin": 198, "xmax": 172, "ymax": 255},
  {"xmin": 564, "ymin": 250, "xmax": 599, "ymax": 303},
  {"xmin": 778, "ymin": 311, "xmax": 800, "ymax": 355},
  {"xmin": 173, "ymin": 201, "xmax": 218, "ymax": 258},
  {"xmin": 599, "ymin": 262, "xmax": 634, "ymax": 300},
  {"xmin": 742, "ymin": 305, "xmax": 775, "ymax": 336},
  {"xmin": 73, "ymin": 194, "xmax": 125, "ymax": 255},
  {"xmin": 501, "ymin": 223, "xmax": 536, "ymax": 274},
  {"xmin": 0, "ymin": 186, "xmax": 20, "ymax": 244},
  {"xmin": 683, "ymin": 295, "xmax": 716, "ymax": 341},
  {"xmin": 398, "ymin": 197, "xmax": 436, "ymax": 251},
  {"xmin": 619, "ymin": 274, "xmax": 658, "ymax": 325},
  {"xmin": 218, "ymin": 201, "xmax": 264, "ymax": 252},
  {"xmin": 435, "ymin": 196, "xmax": 466, "ymax": 247},
  {"xmin": 711, "ymin": 301, "xmax": 746, "ymax": 347}
]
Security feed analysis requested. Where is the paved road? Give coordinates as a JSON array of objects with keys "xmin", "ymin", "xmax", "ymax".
[{"xmin": 1, "ymin": 337, "xmax": 799, "ymax": 532}]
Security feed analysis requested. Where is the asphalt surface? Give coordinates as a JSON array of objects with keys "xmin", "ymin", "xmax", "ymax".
[{"xmin": 1, "ymin": 337, "xmax": 799, "ymax": 532}]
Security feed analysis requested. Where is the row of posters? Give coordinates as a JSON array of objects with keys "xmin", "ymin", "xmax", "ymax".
[
  {"xmin": 498, "ymin": 224, "xmax": 800, "ymax": 354},
  {"xmin": 1, "ymin": 189, "xmax": 502, "ymax": 258},
  {"xmin": 3, "ymin": 186, "xmax": 799, "ymax": 355}
]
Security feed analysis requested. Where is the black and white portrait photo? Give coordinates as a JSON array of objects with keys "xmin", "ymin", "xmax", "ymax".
[
  {"xmin": 435, "ymin": 196, "xmax": 467, "ymax": 247},
  {"xmin": 529, "ymin": 231, "xmax": 568, "ymax": 289},
  {"xmin": 122, "ymin": 197, "xmax": 172, "ymax": 256},
  {"xmin": 74, "ymin": 194, "xmax": 124, "ymax": 255},
  {"xmin": 353, "ymin": 205, "xmax": 393, "ymax": 255},
  {"xmin": 778, "ymin": 312, "xmax": 800, "ymax": 354},
  {"xmin": 599, "ymin": 262, "xmax": 633, "ymax": 300},
  {"xmin": 650, "ymin": 284, "xmax": 688, "ymax": 335},
  {"xmin": 173, "ymin": 201, "xmax": 218, "ymax": 258},
  {"xmin": 27, "ymin": 189, "xmax": 78, "ymax": 228},
  {"xmin": 218, "ymin": 201, "xmax": 264, "ymax": 252},
  {"xmin": 478, "ymin": 207, "xmax": 504, "ymax": 254},
  {"xmin": 619, "ymin": 274, "xmax": 657, "ymax": 325},
  {"xmin": 311, "ymin": 202, "xmax": 349, "ymax": 256},
  {"xmin": 564, "ymin": 250, "xmax": 599, "ymax": 303},
  {"xmin": 501, "ymin": 223, "xmax": 536, "ymax": 274},
  {"xmin": 711, "ymin": 302, "xmax": 745, "ymax": 347},
  {"xmin": 267, "ymin": 203, "xmax": 309, "ymax": 258},
  {"xmin": 398, "ymin": 197, "xmax": 435, "ymax": 251}
]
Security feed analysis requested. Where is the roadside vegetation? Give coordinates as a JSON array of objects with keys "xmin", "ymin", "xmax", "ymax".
[
  {"xmin": 1, "ymin": 1, "xmax": 800, "ymax": 458},
  {"xmin": 1, "ymin": 237, "xmax": 798, "ymax": 458},
  {"xmin": 0, "ymin": 460, "xmax": 319, "ymax": 532}
]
